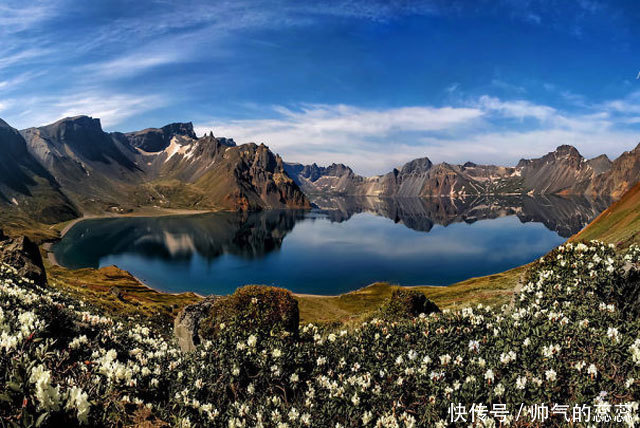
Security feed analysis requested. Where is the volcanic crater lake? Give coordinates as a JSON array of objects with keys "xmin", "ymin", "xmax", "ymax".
[{"xmin": 52, "ymin": 196, "xmax": 609, "ymax": 295}]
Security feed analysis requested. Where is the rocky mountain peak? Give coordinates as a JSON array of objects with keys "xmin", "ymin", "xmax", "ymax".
[
  {"xmin": 50, "ymin": 115, "xmax": 104, "ymax": 134},
  {"xmin": 400, "ymin": 157, "xmax": 433, "ymax": 175},
  {"xmin": 554, "ymin": 144, "xmax": 580, "ymax": 155},
  {"xmin": 325, "ymin": 163, "xmax": 353, "ymax": 176},
  {"xmin": 516, "ymin": 145, "xmax": 583, "ymax": 169},
  {"xmin": 161, "ymin": 122, "xmax": 196, "ymax": 139},
  {"xmin": 23, "ymin": 115, "xmax": 139, "ymax": 172},
  {"xmin": 216, "ymin": 137, "xmax": 236, "ymax": 147},
  {"xmin": 124, "ymin": 122, "xmax": 198, "ymax": 153},
  {"xmin": 0, "ymin": 118, "xmax": 13, "ymax": 130},
  {"xmin": 588, "ymin": 154, "xmax": 613, "ymax": 175}
]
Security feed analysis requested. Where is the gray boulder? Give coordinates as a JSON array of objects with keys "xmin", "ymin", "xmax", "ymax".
[
  {"xmin": 0, "ymin": 232, "xmax": 47, "ymax": 284},
  {"xmin": 174, "ymin": 296, "xmax": 220, "ymax": 352}
]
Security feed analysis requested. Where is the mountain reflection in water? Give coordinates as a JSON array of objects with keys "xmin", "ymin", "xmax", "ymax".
[
  {"xmin": 53, "ymin": 195, "xmax": 609, "ymax": 294},
  {"xmin": 312, "ymin": 194, "xmax": 611, "ymax": 238}
]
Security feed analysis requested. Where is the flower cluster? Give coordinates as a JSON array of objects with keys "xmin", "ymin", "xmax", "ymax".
[{"xmin": 1, "ymin": 241, "xmax": 640, "ymax": 427}]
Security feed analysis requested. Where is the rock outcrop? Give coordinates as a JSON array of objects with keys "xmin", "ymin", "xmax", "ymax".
[
  {"xmin": 0, "ymin": 232, "xmax": 47, "ymax": 284},
  {"xmin": 174, "ymin": 286, "xmax": 300, "ymax": 352},
  {"xmin": 581, "ymin": 143, "xmax": 640, "ymax": 199},
  {"xmin": 174, "ymin": 296, "xmax": 221, "ymax": 352}
]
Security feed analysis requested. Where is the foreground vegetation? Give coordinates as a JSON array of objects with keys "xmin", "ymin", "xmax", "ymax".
[{"xmin": 2, "ymin": 241, "xmax": 640, "ymax": 426}]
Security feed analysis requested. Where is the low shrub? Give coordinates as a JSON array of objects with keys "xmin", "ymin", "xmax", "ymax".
[
  {"xmin": 375, "ymin": 288, "xmax": 440, "ymax": 320},
  {"xmin": 199, "ymin": 285, "xmax": 299, "ymax": 338}
]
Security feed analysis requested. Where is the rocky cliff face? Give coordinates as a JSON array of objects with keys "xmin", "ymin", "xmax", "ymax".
[
  {"xmin": 7, "ymin": 112, "xmax": 639, "ymax": 220},
  {"xmin": 284, "ymin": 163, "xmax": 366, "ymax": 195},
  {"xmin": 286, "ymin": 144, "xmax": 632, "ymax": 199},
  {"xmin": 581, "ymin": 144, "xmax": 640, "ymax": 199},
  {"xmin": 516, "ymin": 145, "xmax": 603, "ymax": 194},
  {"xmin": 16, "ymin": 115, "xmax": 309, "ymax": 216},
  {"xmin": 122, "ymin": 122, "xmax": 198, "ymax": 152},
  {"xmin": 287, "ymin": 158, "xmax": 523, "ymax": 198},
  {"xmin": 0, "ymin": 232, "xmax": 48, "ymax": 284},
  {"xmin": 0, "ymin": 119, "xmax": 78, "ymax": 223},
  {"xmin": 191, "ymin": 142, "xmax": 311, "ymax": 211}
]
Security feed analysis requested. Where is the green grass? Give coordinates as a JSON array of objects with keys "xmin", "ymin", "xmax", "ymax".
[
  {"xmin": 296, "ymin": 265, "xmax": 525, "ymax": 325},
  {"xmin": 572, "ymin": 182, "xmax": 640, "ymax": 246},
  {"xmin": 46, "ymin": 261, "xmax": 200, "ymax": 325},
  {"xmin": 0, "ymin": 212, "xmax": 60, "ymax": 244}
]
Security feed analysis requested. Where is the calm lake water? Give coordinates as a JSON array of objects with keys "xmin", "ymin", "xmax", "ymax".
[{"xmin": 53, "ymin": 196, "xmax": 608, "ymax": 295}]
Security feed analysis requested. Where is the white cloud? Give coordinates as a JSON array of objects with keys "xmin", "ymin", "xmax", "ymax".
[
  {"xmin": 197, "ymin": 94, "xmax": 640, "ymax": 175},
  {"xmin": 196, "ymin": 104, "xmax": 484, "ymax": 174},
  {"xmin": 476, "ymin": 95, "xmax": 556, "ymax": 121},
  {"xmin": 197, "ymin": 104, "xmax": 483, "ymax": 141}
]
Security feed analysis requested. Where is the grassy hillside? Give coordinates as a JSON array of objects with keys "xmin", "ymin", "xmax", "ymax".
[{"xmin": 571, "ymin": 182, "xmax": 640, "ymax": 246}]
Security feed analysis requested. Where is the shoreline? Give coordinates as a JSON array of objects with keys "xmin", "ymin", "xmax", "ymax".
[
  {"xmin": 45, "ymin": 206, "xmax": 220, "ymax": 266},
  {"xmin": 41, "ymin": 207, "xmax": 498, "ymax": 304},
  {"xmin": 54, "ymin": 207, "xmax": 219, "ymax": 239},
  {"xmin": 44, "ymin": 207, "xmax": 222, "ymax": 300},
  {"xmin": 293, "ymin": 283, "xmax": 444, "ymax": 299}
]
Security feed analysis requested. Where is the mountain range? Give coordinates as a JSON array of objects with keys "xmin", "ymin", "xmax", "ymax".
[
  {"xmin": 284, "ymin": 144, "xmax": 640, "ymax": 200},
  {"xmin": 1, "ymin": 114, "xmax": 640, "ymax": 226},
  {"xmin": 1, "ymin": 116, "xmax": 309, "ymax": 223}
]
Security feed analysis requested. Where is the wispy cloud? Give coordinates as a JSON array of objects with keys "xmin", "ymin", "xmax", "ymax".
[
  {"xmin": 80, "ymin": 52, "xmax": 186, "ymax": 78},
  {"xmin": 0, "ymin": 48, "xmax": 51, "ymax": 70},
  {"xmin": 0, "ymin": 71, "xmax": 43, "ymax": 92},
  {"xmin": 476, "ymin": 96, "xmax": 556, "ymax": 121},
  {"xmin": 0, "ymin": 0, "xmax": 636, "ymax": 166},
  {"xmin": 0, "ymin": 1, "xmax": 62, "ymax": 34},
  {"xmin": 8, "ymin": 92, "xmax": 168, "ymax": 129},
  {"xmin": 491, "ymin": 79, "xmax": 527, "ymax": 94}
]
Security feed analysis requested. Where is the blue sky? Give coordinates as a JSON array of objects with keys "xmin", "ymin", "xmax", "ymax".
[{"xmin": 1, "ymin": 0, "xmax": 640, "ymax": 174}]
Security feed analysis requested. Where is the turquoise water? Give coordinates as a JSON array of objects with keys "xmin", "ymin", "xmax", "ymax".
[{"xmin": 52, "ymin": 197, "xmax": 580, "ymax": 295}]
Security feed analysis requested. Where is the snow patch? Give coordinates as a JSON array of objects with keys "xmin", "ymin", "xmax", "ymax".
[{"xmin": 164, "ymin": 136, "xmax": 194, "ymax": 162}]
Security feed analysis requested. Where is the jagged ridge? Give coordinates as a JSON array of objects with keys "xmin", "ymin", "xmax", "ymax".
[
  {"xmin": 0, "ymin": 115, "xmax": 310, "ymax": 220},
  {"xmin": 286, "ymin": 143, "xmax": 638, "ymax": 199}
]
